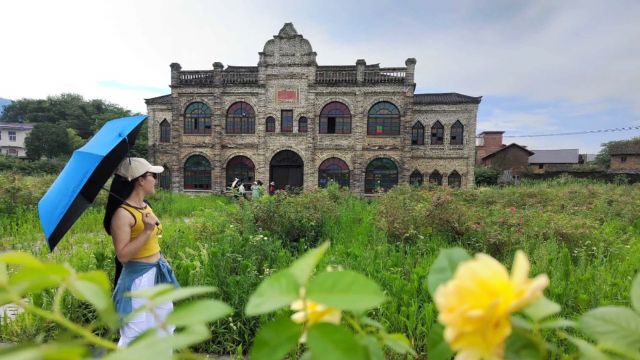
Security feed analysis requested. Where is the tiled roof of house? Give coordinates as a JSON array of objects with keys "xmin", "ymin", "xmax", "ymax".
[
  {"xmin": 482, "ymin": 143, "xmax": 534, "ymax": 160},
  {"xmin": 145, "ymin": 94, "xmax": 172, "ymax": 105},
  {"xmin": 414, "ymin": 93, "xmax": 482, "ymax": 105},
  {"xmin": 609, "ymin": 142, "xmax": 640, "ymax": 155},
  {"xmin": 0, "ymin": 122, "xmax": 33, "ymax": 130},
  {"xmin": 528, "ymin": 149, "xmax": 580, "ymax": 164}
]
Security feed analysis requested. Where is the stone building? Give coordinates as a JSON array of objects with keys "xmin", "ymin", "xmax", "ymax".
[{"xmin": 145, "ymin": 23, "xmax": 481, "ymax": 194}]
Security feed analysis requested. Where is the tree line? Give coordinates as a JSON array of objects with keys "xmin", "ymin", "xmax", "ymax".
[{"xmin": 0, "ymin": 93, "xmax": 147, "ymax": 160}]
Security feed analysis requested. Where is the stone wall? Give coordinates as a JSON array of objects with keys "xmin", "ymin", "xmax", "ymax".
[{"xmin": 146, "ymin": 23, "xmax": 480, "ymax": 194}]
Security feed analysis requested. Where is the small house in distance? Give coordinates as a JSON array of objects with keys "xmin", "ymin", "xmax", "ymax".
[
  {"xmin": 608, "ymin": 142, "xmax": 640, "ymax": 173},
  {"xmin": 528, "ymin": 149, "xmax": 579, "ymax": 173}
]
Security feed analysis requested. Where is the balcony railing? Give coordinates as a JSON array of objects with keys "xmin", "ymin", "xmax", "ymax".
[
  {"xmin": 179, "ymin": 71, "xmax": 215, "ymax": 85},
  {"xmin": 364, "ymin": 68, "xmax": 405, "ymax": 83},
  {"xmin": 316, "ymin": 71, "xmax": 357, "ymax": 84},
  {"xmin": 222, "ymin": 72, "xmax": 258, "ymax": 84}
]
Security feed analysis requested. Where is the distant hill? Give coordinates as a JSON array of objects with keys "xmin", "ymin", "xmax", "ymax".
[{"xmin": 0, "ymin": 98, "xmax": 12, "ymax": 116}]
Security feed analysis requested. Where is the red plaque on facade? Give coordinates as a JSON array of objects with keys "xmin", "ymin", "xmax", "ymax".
[{"xmin": 277, "ymin": 89, "xmax": 298, "ymax": 102}]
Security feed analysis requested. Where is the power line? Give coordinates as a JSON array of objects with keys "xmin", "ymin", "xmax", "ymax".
[{"xmin": 476, "ymin": 125, "xmax": 640, "ymax": 138}]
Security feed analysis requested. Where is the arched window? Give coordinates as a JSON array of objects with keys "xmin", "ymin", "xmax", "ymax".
[
  {"xmin": 298, "ymin": 117, "xmax": 308, "ymax": 133},
  {"xmin": 409, "ymin": 170, "xmax": 423, "ymax": 187},
  {"xmin": 159, "ymin": 119, "xmax": 171, "ymax": 143},
  {"xmin": 266, "ymin": 117, "xmax": 275, "ymax": 133},
  {"xmin": 226, "ymin": 102, "xmax": 255, "ymax": 134},
  {"xmin": 365, "ymin": 158, "xmax": 398, "ymax": 193},
  {"xmin": 318, "ymin": 157, "xmax": 350, "ymax": 188},
  {"xmin": 226, "ymin": 156, "xmax": 255, "ymax": 188},
  {"xmin": 320, "ymin": 102, "xmax": 351, "ymax": 134},
  {"xmin": 159, "ymin": 165, "xmax": 171, "ymax": 190},
  {"xmin": 450, "ymin": 120, "xmax": 464, "ymax": 145},
  {"xmin": 411, "ymin": 122, "xmax": 424, "ymax": 145},
  {"xmin": 448, "ymin": 171, "xmax": 462, "ymax": 188},
  {"xmin": 430, "ymin": 121, "xmax": 444, "ymax": 145},
  {"xmin": 367, "ymin": 102, "xmax": 400, "ymax": 136},
  {"xmin": 184, "ymin": 155, "xmax": 211, "ymax": 190},
  {"xmin": 184, "ymin": 102, "xmax": 212, "ymax": 135},
  {"xmin": 429, "ymin": 170, "xmax": 443, "ymax": 186}
]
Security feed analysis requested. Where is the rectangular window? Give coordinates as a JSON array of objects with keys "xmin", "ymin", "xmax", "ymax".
[
  {"xmin": 281, "ymin": 110, "xmax": 293, "ymax": 133},
  {"xmin": 327, "ymin": 117, "xmax": 336, "ymax": 134},
  {"xmin": 538, "ymin": 164, "xmax": 544, "ymax": 169},
  {"xmin": 9, "ymin": 131, "xmax": 16, "ymax": 142},
  {"xmin": 621, "ymin": 156, "xmax": 627, "ymax": 163}
]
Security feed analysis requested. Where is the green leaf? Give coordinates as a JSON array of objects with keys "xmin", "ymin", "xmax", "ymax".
[
  {"xmin": 288, "ymin": 242, "xmax": 330, "ymax": 286},
  {"xmin": 0, "ymin": 342, "xmax": 87, "ymax": 360},
  {"xmin": 511, "ymin": 315, "xmax": 533, "ymax": 330},
  {"xmin": 357, "ymin": 334, "xmax": 385, "ymax": 360},
  {"xmin": 426, "ymin": 323, "xmax": 453, "ymax": 360},
  {"xmin": 69, "ymin": 280, "xmax": 110, "ymax": 311},
  {"xmin": 306, "ymin": 270, "xmax": 385, "ymax": 312},
  {"xmin": 68, "ymin": 278, "xmax": 117, "ymax": 328},
  {"xmin": 9, "ymin": 265, "xmax": 68, "ymax": 295},
  {"xmin": 77, "ymin": 271, "xmax": 111, "ymax": 292},
  {"xmin": 0, "ymin": 252, "xmax": 43, "ymax": 268},
  {"xmin": 245, "ymin": 270, "xmax": 299, "ymax": 316},
  {"xmin": 566, "ymin": 335, "xmax": 610, "ymax": 360},
  {"xmin": 426, "ymin": 247, "xmax": 471, "ymax": 297},
  {"xmin": 579, "ymin": 306, "xmax": 640, "ymax": 350},
  {"xmin": 359, "ymin": 316, "xmax": 385, "ymax": 330},
  {"xmin": 632, "ymin": 272, "xmax": 640, "ymax": 314},
  {"xmin": 307, "ymin": 323, "xmax": 367, "ymax": 360},
  {"xmin": 522, "ymin": 296, "xmax": 561, "ymax": 322},
  {"xmin": 538, "ymin": 318, "xmax": 576, "ymax": 329},
  {"xmin": 383, "ymin": 333, "xmax": 417, "ymax": 356},
  {"xmin": 167, "ymin": 324, "xmax": 211, "ymax": 350},
  {"xmin": 104, "ymin": 332, "xmax": 172, "ymax": 360},
  {"xmin": 250, "ymin": 317, "xmax": 304, "ymax": 360},
  {"xmin": 151, "ymin": 286, "xmax": 217, "ymax": 304},
  {"xmin": 505, "ymin": 330, "xmax": 543, "ymax": 360},
  {"xmin": 166, "ymin": 299, "xmax": 232, "ymax": 327}
]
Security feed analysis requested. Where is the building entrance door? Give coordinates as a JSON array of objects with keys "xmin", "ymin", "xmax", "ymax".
[{"xmin": 270, "ymin": 150, "xmax": 303, "ymax": 190}]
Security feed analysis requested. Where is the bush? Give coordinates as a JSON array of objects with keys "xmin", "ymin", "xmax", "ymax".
[
  {"xmin": 246, "ymin": 187, "xmax": 343, "ymax": 249},
  {"xmin": 0, "ymin": 155, "xmax": 66, "ymax": 175},
  {"xmin": 474, "ymin": 166, "xmax": 501, "ymax": 186}
]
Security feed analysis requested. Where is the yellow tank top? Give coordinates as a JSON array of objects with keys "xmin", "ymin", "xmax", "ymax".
[{"xmin": 120, "ymin": 204, "xmax": 162, "ymax": 259}]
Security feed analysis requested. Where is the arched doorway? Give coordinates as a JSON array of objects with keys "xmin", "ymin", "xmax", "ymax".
[
  {"xmin": 226, "ymin": 156, "xmax": 255, "ymax": 187},
  {"xmin": 365, "ymin": 158, "xmax": 398, "ymax": 193},
  {"xmin": 270, "ymin": 150, "xmax": 303, "ymax": 190}
]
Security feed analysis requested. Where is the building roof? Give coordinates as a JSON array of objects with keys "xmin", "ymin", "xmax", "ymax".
[
  {"xmin": 528, "ymin": 149, "xmax": 579, "ymax": 164},
  {"xmin": 145, "ymin": 94, "xmax": 172, "ymax": 105},
  {"xmin": 414, "ymin": 93, "xmax": 482, "ymax": 105},
  {"xmin": 609, "ymin": 142, "xmax": 640, "ymax": 155},
  {"xmin": 478, "ymin": 131, "xmax": 505, "ymax": 135},
  {"xmin": 0, "ymin": 122, "xmax": 33, "ymax": 131},
  {"xmin": 482, "ymin": 143, "xmax": 534, "ymax": 160}
]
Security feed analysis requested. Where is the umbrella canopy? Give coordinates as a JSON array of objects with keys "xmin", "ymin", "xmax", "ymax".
[{"xmin": 38, "ymin": 115, "xmax": 146, "ymax": 251}]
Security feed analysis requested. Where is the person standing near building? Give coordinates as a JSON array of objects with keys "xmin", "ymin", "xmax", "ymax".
[
  {"xmin": 268, "ymin": 181, "xmax": 276, "ymax": 195},
  {"xmin": 103, "ymin": 158, "xmax": 179, "ymax": 347}
]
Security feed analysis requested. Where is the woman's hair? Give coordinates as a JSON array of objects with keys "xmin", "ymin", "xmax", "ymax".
[{"xmin": 103, "ymin": 174, "xmax": 135, "ymax": 235}]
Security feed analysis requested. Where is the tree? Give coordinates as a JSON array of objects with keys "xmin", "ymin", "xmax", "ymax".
[
  {"xmin": 475, "ymin": 166, "xmax": 501, "ymax": 186},
  {"xmin": 1, "ymin": 93, "xmax": 133, "ymax": 139},
  {"xmin": 25, "ymin": 123, "xmax": 72, "ymax": 160},
  {"xmin": 66, "ymin": 128, "xmax": 86, "ymax": 150}
]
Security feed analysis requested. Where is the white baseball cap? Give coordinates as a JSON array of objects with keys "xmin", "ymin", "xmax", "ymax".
[{"xmin": 115, "ymin": 157, "xmax": 164, "ymax": 181}]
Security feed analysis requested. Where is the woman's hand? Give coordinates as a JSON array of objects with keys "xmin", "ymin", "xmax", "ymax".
[{"xmin": 142, "ymin": 212, "xmax": 159, "ymax": 233}]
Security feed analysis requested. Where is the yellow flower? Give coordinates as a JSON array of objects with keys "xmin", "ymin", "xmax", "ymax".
[
  {"xmin": 434, "ymin": 251, "xmax": 549, "ymax": 360},
  {"xmin": 290, "ymin": 289, "xmax": 342, "ymax": 343},
  {"xmin": 290, "ymin": 299, "xmax": 342, "ymax": 326}
]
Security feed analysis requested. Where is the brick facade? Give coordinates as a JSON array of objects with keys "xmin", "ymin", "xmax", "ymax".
[{"xmin": 146, "ymin": 23, "xmax": 481, "ymax": 195}]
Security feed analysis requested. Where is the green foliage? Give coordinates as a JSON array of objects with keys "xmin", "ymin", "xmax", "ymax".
[
  {"xmin": 426, "ymin": 247, "xmax": 471, "ymax": 297},
  {"xmin": 475, "ymin": 166, "xmax": 502, "ymax": 186},
  {"xmin": 0, "ymin": 251, "xmax": 232, "ymax": 359},
  {"xmin": 1, "ymin": 93, "xmax": 133, "ymax": 139},
  {"xmin": 66, "ymin": 128, "xmax": 86, "ymax": 151},
  {"xmin": 24, "ymin": 123, "xmax": 71, "ymax": 160},
  {"xmin": 1, "ymin": 175, "xmax": 639, "ymax": 357},
  {"xmin": 0, "ymin": 156, "xmax": 65, "ymax": 175},
  {"xmin": 245, "ymin": 243, "xmax": 415, "ymax": 359}
]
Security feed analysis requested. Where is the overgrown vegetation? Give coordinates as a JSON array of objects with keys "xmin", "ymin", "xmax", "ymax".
[{"xmin": 1, "ymin": 175, "xmax": 638, "ymax": 356}]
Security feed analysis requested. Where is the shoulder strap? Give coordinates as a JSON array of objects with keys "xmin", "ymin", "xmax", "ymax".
[{"xmin": 119, "ymin": 204, "xmax": 138, "ymax": 226}]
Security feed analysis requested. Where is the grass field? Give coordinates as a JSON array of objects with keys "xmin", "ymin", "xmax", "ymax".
[{"xmin": 1, "ymin": 174, "xmax": 638, "ymax": 356}]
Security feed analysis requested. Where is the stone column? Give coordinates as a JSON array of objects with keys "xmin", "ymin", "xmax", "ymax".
[
  {"xmin": 405, "ymin": 58, "xmax": 416, "ymax": 85},
  {"xmin": 356, "ymin": 59, "xmax": 366, "ymax": 84},
  {"xmin": 170, "ymin": 63, "xmax": 181, "ymax": 86},
  {"xmin": 213, "ymin": 62, "xmax": 224, "ymax": 86}
]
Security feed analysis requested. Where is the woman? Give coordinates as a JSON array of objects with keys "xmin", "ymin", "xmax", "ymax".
[{"xmin": 103, "ymin": 157, "xmax": 179, "ymax": 347}]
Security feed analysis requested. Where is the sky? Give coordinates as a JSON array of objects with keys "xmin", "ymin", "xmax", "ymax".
[{"xmin": 1, "ymin": 0, "xmax": 639, "ymax": 153}]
